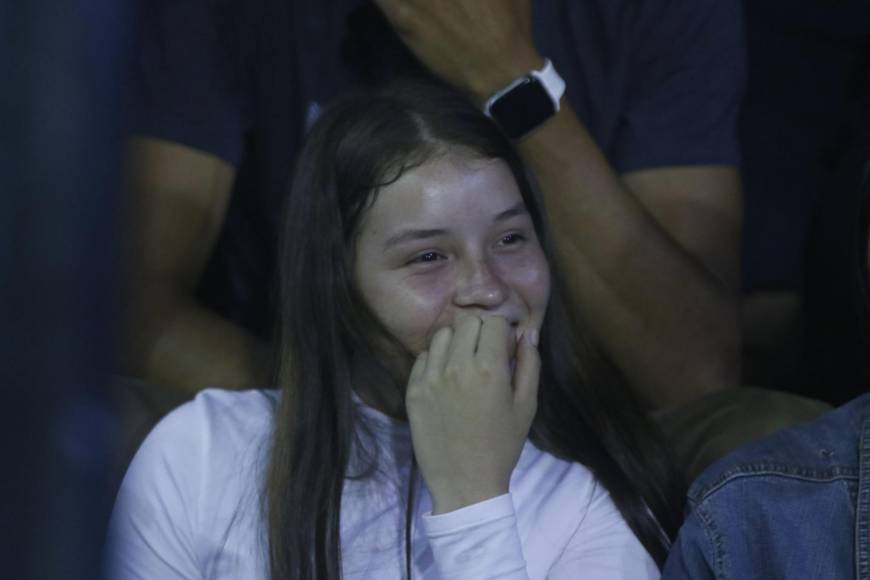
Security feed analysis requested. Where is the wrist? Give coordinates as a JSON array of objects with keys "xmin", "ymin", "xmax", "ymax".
[
  {"xmin": 430, "ymin": 484, "xmax": 510, "ymax": 515},
  {"xmin": 483, "ymin": 58, "xmax": 565, "ymax": 141},
  {"xmin": 468, "ymin": 50, "xmax": 546, "ymax": 105}
]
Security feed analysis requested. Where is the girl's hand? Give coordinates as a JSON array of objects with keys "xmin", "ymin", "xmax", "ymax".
[{"xmin": 405, "ymin": 316, "xmax": 540, "ymax": 514}]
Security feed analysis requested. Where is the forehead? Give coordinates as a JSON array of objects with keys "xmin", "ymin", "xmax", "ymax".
[{"xmin": 359, "ymin": 152, "xmax": 524, "ymax": 236}]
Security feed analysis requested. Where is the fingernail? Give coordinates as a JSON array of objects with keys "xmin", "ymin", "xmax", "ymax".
[{"xmin": 527, "ymin": 329, "xmax": 539, "ymax": 347}]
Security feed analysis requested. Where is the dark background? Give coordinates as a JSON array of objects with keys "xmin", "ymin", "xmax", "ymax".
[{"xmin": 0, "ymin": 0, "xmax": 131, "ymax": 578}]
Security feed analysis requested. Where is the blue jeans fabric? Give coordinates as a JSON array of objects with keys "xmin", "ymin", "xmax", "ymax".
[{"xmin": 663, "ymin": 393, "xmax": 870, "ymax": 580}]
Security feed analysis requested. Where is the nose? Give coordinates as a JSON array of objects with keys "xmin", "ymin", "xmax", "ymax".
[{"xmin": 453, "ymin": 256, "xmax": 509, "ymax": 310}]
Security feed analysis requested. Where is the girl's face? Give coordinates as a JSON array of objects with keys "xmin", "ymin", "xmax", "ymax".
[{"xmin": 353, "ymin": 151, "xmax": 551, "ymax": 360}]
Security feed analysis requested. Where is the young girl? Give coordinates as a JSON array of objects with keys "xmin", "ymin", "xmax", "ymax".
[{"xmin": 108, "ymin": 81, "xmax": 684, "ymax": 579}]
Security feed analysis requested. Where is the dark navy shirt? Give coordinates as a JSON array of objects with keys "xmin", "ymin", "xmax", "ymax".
[
  {"xmin": 126, "ymin": 0, "xmax": 745, "ymax": 338},
  {"xmin": 739, "ymin": 0, "xmax": 870, "ymax": 292}
]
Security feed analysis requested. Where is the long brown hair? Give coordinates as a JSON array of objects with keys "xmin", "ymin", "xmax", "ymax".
[{"xmin": 265, "ymin": 79, "xmax": 685, "ymax": 579}]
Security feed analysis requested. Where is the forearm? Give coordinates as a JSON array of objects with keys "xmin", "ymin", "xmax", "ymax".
[
  {"xmin": 517, "ymin": 105, "xmax": 741, "ymax": 409},
  {"xmin": 121, "ymin": 139, "xmax": 265, "ymax": 396},
  {"xmin": 124, "ymin": 291, "xmax": 270, "ymax": 395}
]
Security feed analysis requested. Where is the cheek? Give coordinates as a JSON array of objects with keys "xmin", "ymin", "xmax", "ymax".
[
  {"xmin": 501, "ymin": 250, "xmax": 551, "ymax": 314},
  {"xmin": 369, "ymin": 271, "xmax": 455, "ymax": 353}
]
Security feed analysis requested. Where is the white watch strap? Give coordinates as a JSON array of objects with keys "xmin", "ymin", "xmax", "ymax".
[{"xmin": 530, "ymin": 59, "xmax": 566, "ymax": 112}]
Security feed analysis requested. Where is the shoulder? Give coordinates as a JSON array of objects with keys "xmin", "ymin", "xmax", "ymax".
[
  {"xmin": 145, "ymin": 388, "xmax": 277, "ymax": 457},
  {"xmin": 116, "ymin": 388, "xmax": 278, "ymax": 525},
  {"xmin": 688, "ymin": 393, "xmax": 870, "ymax": 505},
  {"xmin": 665, "ymin": 395, "xmax": 870, "ymax": 579},
  {"xmin": 108, "ymin": 389, "xmax": 278, "ymax": 577}
]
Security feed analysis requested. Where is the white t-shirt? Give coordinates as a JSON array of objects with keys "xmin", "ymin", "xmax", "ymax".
[{"xmin": 107, "ymin": 389, "xmax": 659, "ymax": 579}]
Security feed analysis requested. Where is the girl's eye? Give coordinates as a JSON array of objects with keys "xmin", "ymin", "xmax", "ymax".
[
  {"xmin": 409, "ymin": 251, "xmax": 444, "ymax": 265},
  {"xmin": 499, "ymin": 233, "xmax": 526, "ymax": 246}
]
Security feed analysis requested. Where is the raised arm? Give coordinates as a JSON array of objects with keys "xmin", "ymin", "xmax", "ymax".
[
  {"xmin": 121, "ymin": 137, "xmax": 269, "ymax": 394},
  {"xmin": 375, "ymin": 0, "xmax": 742, "ymax": 410},
  {"xmin": 517, "ymin": 119, "xmax": 742, "ymax": 410}
]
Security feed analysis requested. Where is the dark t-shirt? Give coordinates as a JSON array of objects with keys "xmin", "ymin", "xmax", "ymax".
[
  {"xmin": 739, "ymin": 0, "xmax": 870, "ymax": 292},
  {"xmin": 126, "ymin": 0, "xmax": 744, "ymax": 338}
]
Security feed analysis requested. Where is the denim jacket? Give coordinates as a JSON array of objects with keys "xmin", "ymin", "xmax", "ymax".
[{"xmin": 662, "ymin": 393, "xmax": 870, "ymax": 580}]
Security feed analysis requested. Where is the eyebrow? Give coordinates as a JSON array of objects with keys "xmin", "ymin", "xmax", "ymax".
[
  {"xmin": 382, "ymin": 202, "xmax": 529, "ymax": 250},
  {"xmin": 494, "ymin": 202, "xmax": 529, "ymax": 222}
]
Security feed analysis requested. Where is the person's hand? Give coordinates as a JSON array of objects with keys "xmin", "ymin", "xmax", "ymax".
[
  {"xmin": 405, "ymin": 316, "xmax": 540, "ymax": 514},
  {"xmin": 372, "ymin": 0, "xmax": 543, "ymax": 102}
]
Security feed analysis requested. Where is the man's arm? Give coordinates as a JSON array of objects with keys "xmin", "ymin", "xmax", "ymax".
[
  {"xmin": 375, "ymin": 0, "xmax": 742, "ymax": 410},
  {"xmin": 121, "ymin": 137, "xmax": 270, "ymax": 395},
  {"xmin": 519, "ymin": 110, "xmax": 742, "ymax": 409}
]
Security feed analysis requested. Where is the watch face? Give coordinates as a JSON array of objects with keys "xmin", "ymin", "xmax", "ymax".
[{"xmin": 488, "ymin": 77, "xmax": 555, "ymax": 140}]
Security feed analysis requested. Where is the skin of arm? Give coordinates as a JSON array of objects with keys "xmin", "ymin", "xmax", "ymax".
[
  {"xmin": 375, "ymin": 0, "xmax": 742, "ymax": 410},
  {"xmin": 121, "ymin": 137, "xmax": 270, "ymax": 395}
]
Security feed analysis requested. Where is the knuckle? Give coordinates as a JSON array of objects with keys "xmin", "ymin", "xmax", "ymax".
[
  {"xmin": 405, "ymin": 379, "xmax": 431, "ymax": 405},
  {"xmin": 475, "ymin": 359, "xmax": 498, "ymax": 379},
  {"xmin": 443, "ymin": 362, "xmax": 463, "ymax": 384}
]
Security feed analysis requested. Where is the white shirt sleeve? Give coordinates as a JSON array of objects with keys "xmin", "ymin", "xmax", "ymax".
[
  {"xmin": 422, "ymin": 494, "xmax": 529, "ymax": 580},
  {"xmin": 548, "ymin": 481, "xmax": 660, "ymax": 579},
  {"xmin": 421, "ymin": 484, "xmax": 659, "ymax": 580},
  {"xmin": 105, "ymin": 401, "xmax": 204, "ymax": 580}
]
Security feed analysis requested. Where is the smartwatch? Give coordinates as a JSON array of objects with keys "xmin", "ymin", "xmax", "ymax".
[{"xmin": 483, "ymin": 59, "xmax": 566, "ymax": 140}]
